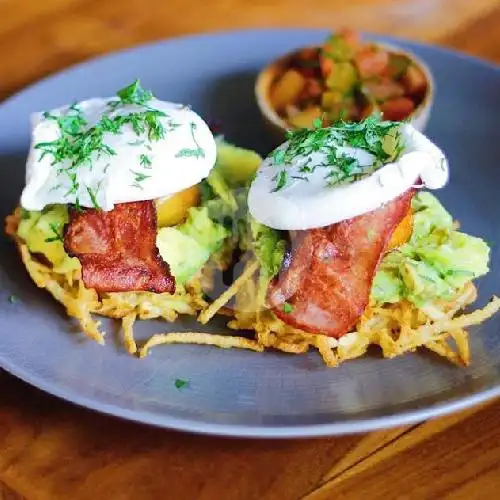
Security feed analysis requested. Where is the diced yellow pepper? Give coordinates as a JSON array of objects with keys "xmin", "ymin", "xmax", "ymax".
[
  {"xmin": 271, "ymin": 69, "xmax": 306, "ymax": 111},
  {"xmin": 321, "ymin": 90, "xmax": 343, "ymax": 110},
  {"xmin": 289, "ymin": 106, "xmax": 322, "ymax": 129}
]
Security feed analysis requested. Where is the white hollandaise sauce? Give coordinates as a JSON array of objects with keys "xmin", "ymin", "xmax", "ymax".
[
  {"xmin": 21, "ymin": 85, "xmax": 216, "ymax": 212},
  {"xmin": 248, "ymin": 123, "xmax": 449, "ymax": 230}
]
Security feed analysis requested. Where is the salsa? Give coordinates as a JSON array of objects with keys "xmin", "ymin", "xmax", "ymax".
[{"xmin": 269, "ymin": 29, "xmax": 428, "ymax": 128}]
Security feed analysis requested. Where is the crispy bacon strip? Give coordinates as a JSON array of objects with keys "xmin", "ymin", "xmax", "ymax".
[
  {"xmin": 64, "ymin": 201, "xmax": 175, "ymax": 294},
  {"xmin": 268, "ymin": 190, "xmax": 415, "ymax": 338}
]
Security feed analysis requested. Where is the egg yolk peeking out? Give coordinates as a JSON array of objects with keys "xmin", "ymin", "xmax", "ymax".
[
  {"xmin": 156, "ymin": 185, "xmax": 200, "ymax": 227},
  {"xmin": 386, "ymin": 209, "xmax": 413, "ymax": 252}
]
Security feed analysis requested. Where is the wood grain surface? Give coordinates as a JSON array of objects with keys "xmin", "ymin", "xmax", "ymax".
[{"xmin": 1, "ymin": 1, "xmax": 500, "ymax": 499}]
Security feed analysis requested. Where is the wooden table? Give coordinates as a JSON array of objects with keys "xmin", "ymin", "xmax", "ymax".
[{"xmin": 1, "ymin": 1, "xmax": 500, "ymax": 499}]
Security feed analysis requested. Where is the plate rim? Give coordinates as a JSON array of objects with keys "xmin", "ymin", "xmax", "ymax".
[
  {"xmin": 1, "ymin": 28, "xmax": 499, "ymax": 437},
  {"xmin": 1, "ymin": 348, "xmax": 498, "ymax": 438}
]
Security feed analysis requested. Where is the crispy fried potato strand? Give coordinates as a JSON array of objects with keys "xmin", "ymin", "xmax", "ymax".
[
  {"xmin": 8, "ymin": 207, "xmax": 500, "ymax": 367},
  {"xmin": 197, "ymin": 259, "xmax": 259, "ymax": 324},
  {"xmin": 122, "ymin": 312, "xmax": 138, "ymax": 355},
  {"xmin": 139, "ymin": 332, "xmax": 264, "ymax": 358}
]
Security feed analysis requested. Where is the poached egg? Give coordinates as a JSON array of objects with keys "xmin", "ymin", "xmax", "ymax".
[
  {"xmin": 248, "ymin": 123, "xmax": 448, "ymax": 230},
  {"xmin": 21, "ymin": 95, "xmax": 216, "ymax": 212}
]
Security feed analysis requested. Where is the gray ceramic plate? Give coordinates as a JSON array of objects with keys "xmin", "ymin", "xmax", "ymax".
[{"xmin": 0, "ymin": 29, "xmax": 499, "ymax": 437}]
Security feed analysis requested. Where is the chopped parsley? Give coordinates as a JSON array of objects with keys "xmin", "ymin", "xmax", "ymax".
[
  {"xmin": 139, "ymin": 154, "xmax": 152, "ymax": 168},
  {"xmin": 176, "ymin": 122, "xmax": 205, "ymax": 159},
  {"xmin": 45, "ymin": 222, "xmax": 64, "ymax": 243},
  {"xmin": 36, "ymin": 79, "xmax": 179, "ymax": 209},
  {"xmin": 269, "ymin": 115, "xmax": 403, "ymax": 191},
  {"xmin": 86, "ymin": 186, "xmax": 100, "ymax": 209},
  {"xmin": 130, "ymin": 170, "xmax": 151, "ymax": 189},
  {"xmin": 174, "ymin": 378, "xmax": 190, "ymax": 390},
  {"xmin": 283, "ymin": 302, "xmax": 293, "ymax": 314},
  {"xmin": 20, "ymin": 208, "xmax": 30, "ymax": 220},
  {"xmin": 272, "ymin": 170, "xmax": 288, "ymax": 192},
  {"xmin": 116, "ymin": 79, "xmax": 153, "ymax": 106},
  {"xmin": 128, "ymin": 139, "xmax": 145, "ymax": 147}
]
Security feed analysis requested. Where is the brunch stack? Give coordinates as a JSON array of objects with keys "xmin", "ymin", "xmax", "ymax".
[{"xmin": 6, "ymin": 79, "xmax": 499, "ymax": 367}]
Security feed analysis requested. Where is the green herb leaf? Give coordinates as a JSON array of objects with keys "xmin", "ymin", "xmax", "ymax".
[
  {"xmin": 117, "ymin": 79, "xmax": 153, "ymax": 105},
  {"xmin": 312, "ymin": 117, "xmax": 323, "ymax": 129},
  {"xmin": 176, "ymin": 148, "xmax": 205, "ymax": 158},
  {"xmin": 174, "ymin": 378, "xmax": 190, "ymax": 390},
  {"xmin": 283, "ymin": 302, "xmax": 293, "ymax": 314},
  {"xmin": 8, "ymin": 294, "xmax": 18, "ymax": 304},
  {"xmin": 45, "ymin": 222, "xmax": 64, "ymax": 243},
  {"xmin": 176, "ymin": 122, "xmax": 205, "ymax": 159},
  {"xmin": 268, "ymin": 115, "xmax": 403, "ymax": 191},
  {"xmin": 272, "ymin": 170, "xmax": 288, "ymax": 192},
  {"xmin": 130, "ymin": 170, "xmax": 151, "ymax": 185},
  {"xmin": 20, "ymin": 208, "xmax": 31, "ymax": 220},
  {"xmin": 86, "ymin": 186, "xmax": 100, "ymax": 209},
  {"xmin": 128, "ymin": 139, "xmax": 145, "ymax": 147},
  {"xmin": 271, "ymin": 148, "xmax": 286, "ymax": 165},
  {"xmin": 35, "ymin": 80, "xmax": 173, "ymax": 201},
  {"xmin": 139, "ymin": 154, "xmax": 152, "ymax": 168}
]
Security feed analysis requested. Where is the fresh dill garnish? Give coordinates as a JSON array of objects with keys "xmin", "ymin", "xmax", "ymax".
[
  {"xmin": 43, "ymin": 105, "xmax": 87, "ymax": 135},
  {"xmin": 128, "ymin": 139, "xmax": 145, "ymax": 147},
  {"xmin": 283, "ymin": 302, "xmax": 293, "ymax": 313},
  {"xmin": 272, "ymin": 170, "xmax": 288, "ymax": 192},
  {"xmin": 36, "ymin": 79, "xmax": 176, "ymax": 204},
  {"xmin": 139, "ymin": 154, "xmax": 152, "ymax": 168},
  {"xmin": 20, "ymin": 208, "xmax": 30, "ymax": 220},
  {"xmin": 268, "ymin": 115, "xmax": 403, "ymax": 191},
  {"xmin": 174, "ymin": 378, "xmax": 189, "ymax": 390},
  {"xmin": 117, "ymin": 79, "xmax": 153, "ymax": 106},
  {"xmin": 130, "ymin": 170, "xmax": 151, "ymax": 186},
  {"xmin": 45, "ymin": 222, "xmax": 64, "ymax": 243},
  {"xmin": 176, "ymin": 122, "xmax": 205, "ymax": 159},
  {"xmin": 74, "ymin": 197, "xmax": 81, "ymax": 212},
  {"xmin": 86, "ymin": 186, "xmax": 100, "ymax": 209},
  {"xmin": 312, "ymin": 117, "xmax": 323, "ymax": 129},
  {"xmin": 271, "ymin": 148, "xmax": 286, "ymax": 165}
]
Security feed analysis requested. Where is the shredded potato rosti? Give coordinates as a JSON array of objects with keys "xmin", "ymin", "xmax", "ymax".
[{"xmin": 6, "ymin": 209, "xmax": 500, "ymax": 366}]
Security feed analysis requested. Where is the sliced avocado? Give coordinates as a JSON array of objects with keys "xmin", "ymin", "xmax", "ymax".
[
  {"xmin": 215, "ymin": 138, "xmax": 262, "ymax": 186},
  {"xmin": 156, "ymin": 206, "xmax": 229, "ymax": 284},
  {"xmin": 17, "ymin": 205, "xmax": 79, "ymax": 273}
]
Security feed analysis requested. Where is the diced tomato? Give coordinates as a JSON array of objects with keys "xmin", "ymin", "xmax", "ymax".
[
  {"xmin": 379, "ymin": 97, "xmax": 415, "ymax": 121},
  {"xmin": 402, "ymin": 65, "xmax": 427, "ymax": 95},
  {"xmin": 320, "ymin": 55, "xmax": 335, "ymax": 78},
  {"xmin": 296, "ymin": 67, "xmax": 317, "ymax": 79},
  {"xmin": 338, "ymin": 28, "xmax": 361, "ymax": 49},
  {"xmin": 354, "ymin": 47, "xmax": 389, "ymax": 78},
  {"xmin": 298, "ymin": 47, "xmax": 319, "ymax": 61},
  {"xmin": 301, "ymin": 78, "xmax": 323, "ymax": 99},
  {"xmin": 363, "ymin": 78, "xmax": 405, "ymax": 102}
]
